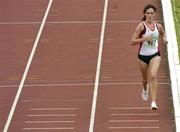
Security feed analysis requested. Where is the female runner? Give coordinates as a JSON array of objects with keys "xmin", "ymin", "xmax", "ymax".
[{"xmin": 131, "ymin": 4, "xmax": 168, "ymax": 110}]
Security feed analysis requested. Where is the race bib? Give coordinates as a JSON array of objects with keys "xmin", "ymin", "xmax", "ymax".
[{"xmin": 145, "ymin": 33, "xmax": 158, "ymax": 48}]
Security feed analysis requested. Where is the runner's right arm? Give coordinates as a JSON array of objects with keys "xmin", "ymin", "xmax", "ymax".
[{"xmin": 131, "ymin": 23, "xmax": 153, "ymax": 46}]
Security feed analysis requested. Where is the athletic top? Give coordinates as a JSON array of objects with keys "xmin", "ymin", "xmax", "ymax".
[{"xmin": 138, "ymin": 22, "xmax": 159, "ymax": 56}]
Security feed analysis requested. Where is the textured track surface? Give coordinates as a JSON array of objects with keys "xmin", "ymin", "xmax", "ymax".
[{"xmin": 0, "ymin": 0, "xmax": 175, "ymax": 131}]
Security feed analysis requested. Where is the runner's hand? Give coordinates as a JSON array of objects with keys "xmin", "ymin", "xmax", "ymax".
[
  {"xmin": 142, "ymin": 34, "xmax": 153, "ymax": 42},
  {"xmin": 162, "ymin": 38, "xmax": 168, "ymax": 44}
]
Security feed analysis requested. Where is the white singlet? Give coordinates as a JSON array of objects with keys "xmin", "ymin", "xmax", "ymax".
[{"xmin": 139, "ymin": 22, "xmax": 159, "ymax": 56}]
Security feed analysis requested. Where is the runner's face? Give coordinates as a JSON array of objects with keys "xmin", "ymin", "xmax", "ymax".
[{"xmin": 145, "ymin": 8, "xmax": 155, "ymax": 22}]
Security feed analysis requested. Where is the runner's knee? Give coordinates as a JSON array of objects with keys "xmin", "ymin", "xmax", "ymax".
[
  {"xmin": 142, "ymin": 80, "xmax": 148, "ymax": 85},
  {"xmin": 150, "ymin": 74, "xmax": 157, "ymax": 81}
]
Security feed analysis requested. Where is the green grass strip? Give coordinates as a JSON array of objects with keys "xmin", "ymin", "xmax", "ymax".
[{"xmin": 171, "ymin": 0, "xmax": 180, "ymax": 61}]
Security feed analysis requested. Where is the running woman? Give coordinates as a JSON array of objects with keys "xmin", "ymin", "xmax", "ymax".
[{"xmin": 130, "ymin": 4, "xmax": 168, "ymax": 110}]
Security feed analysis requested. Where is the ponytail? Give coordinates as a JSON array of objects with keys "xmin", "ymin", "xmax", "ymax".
[{"xmin": 141, "ymin": 15, "xmax": 146, "ymax": 21}]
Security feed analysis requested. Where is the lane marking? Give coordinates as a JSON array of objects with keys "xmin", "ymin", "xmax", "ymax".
[
  {"xmin": 108, "ymin": 126, "xmax": 159, "ymax": 129},
  {"xmin": 0, "ymin": 20, "xmax": 164, "ymax": 25},
  {"xmin": 25, "ymin": 120, "xmax": 75, "ymax": 123},
  {"xmin": 23, "ymin": 127, "xmax": 74, "ymax": 130},
  {"xmin": 2, "ymin": 0, "xmax": 53, "ymax": 132},
  {"xmin": 109, "ymin": 107, "xmax": 150, "ymax": 110},
  {"xmin": 0, "ymin": 82, "xmax": 169, "ymax": 88},
  {"xmin": 27, "ymin": 77, "xmax": 37, "ymax": 80},
  {"xmin": 27, "ymin": 114, "xmax": 76, "ymax": 117},
  {"xmin": 89, "ymin": 0, "xmax": 109, "ymax": 132},
  {"xmin": 29, "ymin": 107, "xmax": 78, "ymax": 111},
  {"xmin": 109, "ymin": 113, "xmax": 159, "ymax": 116},
  {"xmin": 108, "ymin": 120, "xmax": 159, "ymax": 122},
  {"xmin": 21, "ymin": 99, "xmax": 89, "ymax": 103},
  {"xmin": 8, "ymin": 77, "xmax": 19, "ymax": 81}
]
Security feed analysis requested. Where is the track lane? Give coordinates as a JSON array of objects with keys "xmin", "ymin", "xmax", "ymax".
[
  {"xmin": 0, "ymin": 0, "xmax": 175, "ymax": 131},
  {"xmin": 93, "ymin": 0, "xmax": 174, "ymax": 132},
  {"xmin": 0, "ymin": 0, "xmax": 49, "ymax": 22},
  {"xmin": 0, "ymin": 0, "xmax": 53, "ymax": 131},
  {"xmin": 4, "ymin": 0, "xmax": 105, "ymax": 131}
]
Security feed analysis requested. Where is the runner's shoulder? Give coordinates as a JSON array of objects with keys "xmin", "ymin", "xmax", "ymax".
[
  {"xmin": 136, "ymin": 22, "xmax": 145, "ymax": 32},
  {"xmin": 155, "ymin": 22, "xmax": 163, "ymax": 29}
]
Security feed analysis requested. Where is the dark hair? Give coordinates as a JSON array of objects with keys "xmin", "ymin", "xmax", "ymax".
[{"xmin": 141, "ymin": 4, "xmax": 157, "ymax": 21}]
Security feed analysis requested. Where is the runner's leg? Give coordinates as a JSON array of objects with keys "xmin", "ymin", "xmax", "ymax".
[
  {"xmin": 138, "ymin": 59, "xmax": 148, "ymax": 90},
  {"xmin": 148, "ymin": 56, "xmax": 161, "ymax": 102}
]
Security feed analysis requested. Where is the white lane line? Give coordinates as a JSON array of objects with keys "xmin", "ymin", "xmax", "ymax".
[
  {"xmin": 29, "ymin": 107, "xmax": 78, "ymax": 111},
  {"xmin": 109, "ymin": 107, "xmax": 150, "ymax": 110},
  {"xmin": 108, "ymin": 120, "xmax": 159, "ymax": 122},
  {"xmin": 23, "ymin": 127, "xmax": 74, "ymax": 130},
  {"xmin": 0, "ymin": 82, "xmax": 169, "ymax": 88},
  {"xmin": 109, "ymin": 113, "xmax": 159, "ymax": 116},
  {"xmin": 25, "ymin": 120, "xmax": 75, "ymax": 123},
  {"xmin": 109, "ymin": 127, "xmax": 159, "ymax": 129},
  {"xmin": 0, "ymin": 22, "xmax": 41, "ymax": 25},
  {"xmin": 21, "ymin": 99, "xmax": 89, "ymax": 103},
  {"xmin": 2, "ymin": 1, "xmax": 53, "ymax": 132},
  {"xmin": 89, "ymin": 0, "xmax": 108, "ymax": 132},
  {"xmin": 27, "ymin": 114, "xmax": 76, "ymax": 117},
  {"xmin": 88, "ymin": 0, "xmax": 109, "ymax": 132},
  {"xmin": 0, "ymin": 20, "xmax": 164, "ymax": 25}
]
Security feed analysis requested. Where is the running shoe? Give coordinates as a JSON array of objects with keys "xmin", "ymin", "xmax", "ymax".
[
  {"xmin": 151, "ymin": 101, "xmax": 158, "ymax": 110},
  {"xmin": 142, "ymin": 84, "xmax": 149, "ymax": 101}
]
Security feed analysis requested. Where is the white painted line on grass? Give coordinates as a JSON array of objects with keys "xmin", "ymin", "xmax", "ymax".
[
  {"xmin": 88, "ymin": 0, "xmax": 109, "ymax": 132},
  {"xmin": 161, "ymin": 0, "xmax": 180, "ymax": 131},
  {"xmin": 2, "ymin": 0, "xmax": 53, "ymax": 132}
]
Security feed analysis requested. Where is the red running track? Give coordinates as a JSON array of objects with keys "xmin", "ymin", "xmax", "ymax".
[{"xmin": 0, "ymin": 0, "xmax": 175, "ymax": 132}]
